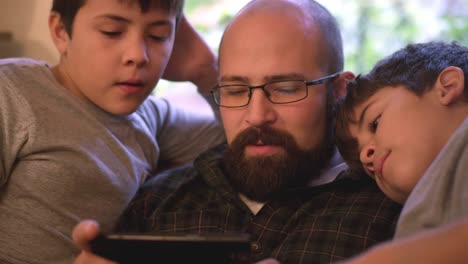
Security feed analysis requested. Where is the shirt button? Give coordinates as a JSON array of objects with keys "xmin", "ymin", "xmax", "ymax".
[{"xmin": 251, "ymin": 242, "xmax": 261, "ymax": 253}]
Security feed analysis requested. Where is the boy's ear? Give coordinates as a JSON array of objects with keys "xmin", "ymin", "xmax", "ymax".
[
  {"xmin": 436, "ymin": 66, "xmax": 465, "ymax": 106},
  {"xmin": 49, "ymin": 12, "xmax": 71, "ymax": 56},
  {"xmin": 333, "ymin": 71, "xmax": 355, "ymax": 100}
]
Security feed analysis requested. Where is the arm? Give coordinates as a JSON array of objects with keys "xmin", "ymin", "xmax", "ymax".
[
  {"xmin": 146, "ymin": 97, "xmax": 225, "ymax": 169},
  {"xmin": 344, "ymin": 218, "xmax": 468, "ymax": 264},
  {"xmin": 162, "ymin": 15, "xmax": 218, "ymax": 95},
  {"xmin": 159, "ymin": 14, "xmax": 222, "ymax": 134},
  {"xmin": 0, "ymin": 62, "xmax": 33, "ymax": 189}
]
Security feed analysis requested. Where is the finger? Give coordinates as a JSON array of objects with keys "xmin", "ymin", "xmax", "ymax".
[
  {"xmin": 72, "ymin": 219, "xmax": 100, "ymax": 252},
  {"xmin": 256, "ymin": 258, "xmax": 281, "ymax": 264}
]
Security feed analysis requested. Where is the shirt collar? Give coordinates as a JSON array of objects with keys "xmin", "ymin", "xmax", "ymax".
[{"xmin": 307, "ymin": 149, "xmax": 348, "ymax": 187}]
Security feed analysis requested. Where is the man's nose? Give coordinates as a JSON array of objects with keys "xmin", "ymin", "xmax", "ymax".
[
  {"xmin": 245, "ymin": 89, "xmax": 277, "ymax": 127},
  {"xmin": 360, "ymin": 142, "xmax": 376, "ymax": 174},
  {"xmin": 123, "ymin": 36, "xmax": 149, "ymax": 67}
]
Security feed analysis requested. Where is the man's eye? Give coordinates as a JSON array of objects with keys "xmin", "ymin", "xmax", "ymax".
[
  {"xmin": 272, "ymin": 86, "xmax": 299, "ymax": 94},
  {"xmin": 224, "ymin": 87, "xmax": 248, "ymax": 96},
  {"xmin": 368, "ymin": 114, "xmax": 381, "ymax": 133},
  {"xmin": 269, "ymin": 82, "xmax": 303, "ymax": 95}
]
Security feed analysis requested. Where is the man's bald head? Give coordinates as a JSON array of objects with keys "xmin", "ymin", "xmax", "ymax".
[{"xmin": 220, "ymin": 0, "xmax": 343, "ymax": 75}]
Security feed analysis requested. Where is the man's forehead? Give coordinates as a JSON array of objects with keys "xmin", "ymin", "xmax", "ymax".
[
  {"xmin": 219, "ymin": 28, "xmax": 323, "ymax": 70},
  {"xmin": 220, "ymin": 14, "xmax": 323, "ymax": 67},
  {"xmin": 219, "ymin": 73, "xmax": 308, "ymax": 83},
  {"xmin": 221, "ymin": 0, "xmax": 320, "ymax": 47}
]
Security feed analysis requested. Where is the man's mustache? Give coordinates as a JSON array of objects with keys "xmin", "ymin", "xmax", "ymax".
[{"xmin": 231, "ymin": 126, "xmax": 295, "ymax": 148}]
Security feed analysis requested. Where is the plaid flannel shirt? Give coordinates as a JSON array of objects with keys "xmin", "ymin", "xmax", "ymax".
[{"xmin": 118, "ymin": 144, "xmax": 401, "ymax": 264}]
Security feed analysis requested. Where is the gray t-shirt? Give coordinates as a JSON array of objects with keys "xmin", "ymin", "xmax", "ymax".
[
  {"xmin": 395, "ymin": 117, "xmax": 468, "ymax": 239},
  {"xmin": 0, "ymin": 58, "xmax": 225, "ymax": 264}
]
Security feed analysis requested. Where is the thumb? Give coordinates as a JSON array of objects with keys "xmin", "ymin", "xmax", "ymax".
[{"xmin": 72, "ymin": 219, "xmax": 100, "ymax": 252}]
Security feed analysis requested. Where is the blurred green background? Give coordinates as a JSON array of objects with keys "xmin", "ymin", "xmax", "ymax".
[{"xmin": 156, "ymin": 0, "xmax": 468, "ymax": 111}]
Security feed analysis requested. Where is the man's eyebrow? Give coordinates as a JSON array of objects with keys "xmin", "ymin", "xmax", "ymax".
[
  {"xmin": 219, "ymin": 73, "xmax": 306, "ymax": 84},
  {"xmin": 96, "ymin": 15, "xmax": 173, "ymax": 27},
  {"xmin": 265, "ymin": 73, "xmax": 305, "ymax": 82},
  {"xmin": 219, "ymin": 75, "xmax": 249, "ymax": 83}
]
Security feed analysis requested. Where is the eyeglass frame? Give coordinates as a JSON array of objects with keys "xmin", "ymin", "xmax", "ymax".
[{"xmin": 211, "ymin": 71, "xmax": 342, "ymax": 108}]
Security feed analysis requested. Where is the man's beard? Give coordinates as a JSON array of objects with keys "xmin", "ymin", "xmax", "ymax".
[{"xmin": 222, "ymin": 125, "xmax": 334, "ymax": 203}]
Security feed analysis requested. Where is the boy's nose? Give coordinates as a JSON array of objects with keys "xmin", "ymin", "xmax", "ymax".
[
  {"xmin": 123, "ymin": 38, "xmax": 149, "ymax": 67},
  {"xmin": 360, "ymin": 143, "xmax": 376, "ymax": 175},
  {"xmin": 245, "ymin": 89, "xmax": 277, "ymax": 127}
]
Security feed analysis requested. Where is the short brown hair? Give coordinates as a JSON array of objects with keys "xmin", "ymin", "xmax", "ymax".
[{"xmin": 51, "ymin": 0, "xmax": 185, "ymax": 35}]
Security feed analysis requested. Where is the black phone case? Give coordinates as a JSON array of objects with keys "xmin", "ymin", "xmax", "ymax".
[{"xmin": 90, "ymin": 233, "xmax": 252, "ymax": 264}]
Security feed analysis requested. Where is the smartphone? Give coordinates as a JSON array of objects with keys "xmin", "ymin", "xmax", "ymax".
[{"xmin": 90, "ymin": 233, "xmax": 252, "ymax": 264}]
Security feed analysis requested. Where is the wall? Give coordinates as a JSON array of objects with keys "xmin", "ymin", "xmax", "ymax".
[{"xmin": 0, "ymin": 0, "xmax": 58, "ymax": 64}]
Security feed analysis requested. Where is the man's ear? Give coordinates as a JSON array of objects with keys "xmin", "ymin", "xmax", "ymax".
[
  {"xmin": 333, "ymin": 71, "xmax": 355, "ymax": 100},
  {"xmin": 436, "ymin": 66, "xmax": 465, "ymax": 106},
  {"xmin": 49, "ymin": 12, "xmax": 70, "ymax": 55}
]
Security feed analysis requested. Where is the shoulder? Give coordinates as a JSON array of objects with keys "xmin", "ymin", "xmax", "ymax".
[
  {"xmin": 134, "ymin": 96, "xmax": 189, "ymax": 133},
  {"xmin": 0, "ymin": 58, "xmax": 51, "ymax": 91},
  {"xmin": 0, "ymin": 58, "xmax": 51, "ymax": 113},
  {"xmin": 128, "ymin": 164, "xmax": 201, "ymax": 212},
  {"xmin": 136, "ymin": 96, "xmax": 170, "ymax": 117},
  {"xmin": 129, "ymin": 96, "xmax": 168, "ymax": 133},
  {"xmin": 0, "ymin": 58, "xmax": 48, "ymax": 72},
  {"xmin": 119, "ymin": 164, "xmax": 199, "ymax": 228},
  {"xmin": 416, "ymin": 117, "xmax": 468, "ymax": 188},
  {"xmin": 334, "ymin": 176, "xmax": 398, "ymax": 208},
  {"xmin": 277, "ymin": 175, "xmax": 402, "ymax": 259},
  {"xmin": 141, "ymin": 164, "xmax": 197, "ymax": 194},
  {"xmin": 396, "ymin": 118, "xmax": 468, "ymax": 237},
  {"xmin": 441, "ymin": 117, "xmax": 468, "ymax": 155},
  {"xmin": 128, "ymin": 146, "xmax": 225, "ymax": 214},
  {"xmin": 303, "ymin": 175, "xmax": 402, "ymax": 221}
]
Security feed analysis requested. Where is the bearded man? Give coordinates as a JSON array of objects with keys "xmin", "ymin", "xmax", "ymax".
[{"xmin": 72, "ymin": 0, "xmax": 401, "ymax": 263}]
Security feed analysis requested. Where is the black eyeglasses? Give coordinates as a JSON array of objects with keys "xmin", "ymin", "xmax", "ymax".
[{"xmin": 211, "ymin": 72, "xmax": 341, "ymax": 108}]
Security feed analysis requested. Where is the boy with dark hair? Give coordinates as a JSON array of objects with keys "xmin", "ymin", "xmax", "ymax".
[
  {"xmin": 337, "ymin": 41, "xmax": 467, "ymax": 179},
  {"xmin": 335, "ymin": 41, "xmax": 468, "ymax": 263},
  {"xmin": 0, "ymin": 0, "xmax": 224, "ymax": 263}
]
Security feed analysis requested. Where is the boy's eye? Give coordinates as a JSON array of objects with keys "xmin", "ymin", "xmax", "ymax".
[
  {"xmin": 148, "ymin": 29, "xmax": 172, "ymax": 42},
  {"xmin": 149, "ymin": 35, "xmax": 168, "ymax": 42},
  {"xmin": 368, "ymin": 114, "xmax": 381, "ymax": 133},
  {"xmin": 101, "ymin": 31, "xmax": 122, "ymax": 37}
]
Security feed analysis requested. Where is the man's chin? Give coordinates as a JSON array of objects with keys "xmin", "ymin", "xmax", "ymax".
[
  {"xmin": 224, "ymin": 153, "xmax": 295, "ymax": 202},
  {"xmin": 223, "ymin": 125, "xmax": 333, "ymax": 203}
]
